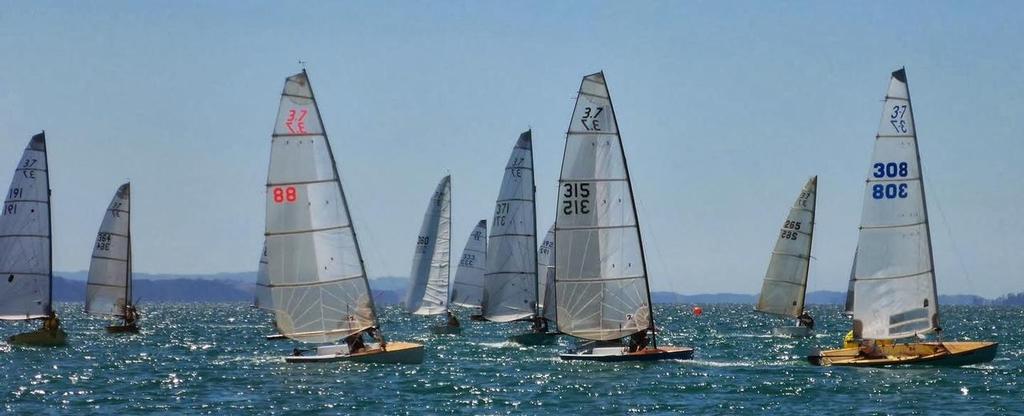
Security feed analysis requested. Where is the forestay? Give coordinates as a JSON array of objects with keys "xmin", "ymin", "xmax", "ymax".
[
  {"xmin": 86, "ymin": 183, "xmax": 132, "ymax": 316},
  {"xmin": 555, "ymin": 72, "xmax": 652, "ymax": 341},
  {"xmin": 482, "ymin": 131, "xmax": 538, "ymax": 322},
  {"xmin": 852, "ymin": 68, "xmax": 938, "ymax": 340},
  {"xmin": 0, "ymin": 133, "xmax": 52, "ymax": 320},
  {"xmin": 450, "ymin": 220, "xmax": 487, "ymax": 308},
  {"xmin": 756, "ymin": 177, "xmax": 816, "ymax": 318},
  {"xmin": 264, "ymin": 71, "xmax": 376, "ymax": 343},
  {"xmin": 405, "ymin": 175, "xmax": 452, "ymax": 315},
  {"xmin": 538, "ymin": 224, "xmax": 557, "ymax": 324}
]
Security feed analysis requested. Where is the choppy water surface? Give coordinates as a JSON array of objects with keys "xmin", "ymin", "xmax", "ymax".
[{"xmin": 1, "ymin": 303, "xmax": 1021, "ymax": 414}]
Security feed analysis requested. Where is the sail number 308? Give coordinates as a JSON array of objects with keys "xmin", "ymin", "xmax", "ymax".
[{"xmin": 871, "ymin": 161, "xmax": 909, "ymax": 200}]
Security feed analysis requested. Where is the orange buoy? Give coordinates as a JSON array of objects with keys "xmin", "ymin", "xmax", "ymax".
[{"xmin": 693, "ymin": 306, "xmax": 703, "ymax": 317}]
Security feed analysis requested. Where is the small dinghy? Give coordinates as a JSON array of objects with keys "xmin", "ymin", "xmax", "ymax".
[
  {"xmin": 809, "ymin": 68, "xmax": 997, "ymax": 367},
  {"xmin": 1, "ymin": 132, "xmax": 66, "ymax": 347},
  {"xmin": 756, "ymin": 177, "xmax": 818, "ymax": 338},
  {"xmin": 552, "ymin": 72, "xmax": 693, "ymax": 362},
  {"xmin": 262, "ymin": 70, "xmax": 422, "ymax": 364},
  {"xmin": 405, "ymin": 176, "xmax": 463, "ymax": 335},
  {"xmin": 86, "ymin": 183, "xmax": 142, "ymax": 334},
  {"xmin": 450, "ymin": 220, "xmax": 488, "ymax": 323},
  {"xmin": 286, "ymin": 341, "xmax": 425, "ymax": 364}
]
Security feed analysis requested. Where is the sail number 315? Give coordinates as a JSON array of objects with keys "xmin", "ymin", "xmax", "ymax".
[{"xmin": 562, "ymin": 183, "xmax": 591, "ymax": 215}]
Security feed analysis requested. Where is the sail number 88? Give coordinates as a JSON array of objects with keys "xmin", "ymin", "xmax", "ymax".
[{"xmin": 272, "ymin": 187, "xmax": 297, "ymax": 204}]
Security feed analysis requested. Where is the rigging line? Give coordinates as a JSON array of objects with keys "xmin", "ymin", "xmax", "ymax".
[
  {"xmin": 636, "ymin": 197, "xmax": 669, "ymax": 293},
  {"xmin": 930, "ymin": 182, "xmax": 975, "ymax": 291}
]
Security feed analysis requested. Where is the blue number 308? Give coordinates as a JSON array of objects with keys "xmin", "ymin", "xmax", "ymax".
[{"xmin": 872, "ymin": 183, "xmax": 908, "ymax": 199}]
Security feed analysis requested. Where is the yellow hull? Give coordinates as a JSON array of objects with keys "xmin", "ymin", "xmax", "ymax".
[
  {"xmin": 285, "ymin": 341, "xmax": 425, "ymax": 364},
  {"xmin": 8, "ymin": 328, "xmax": 67, "ymax": 347},
  {"xmin": 809, "ymin": 341, "xmax": 997, "ymax": 367}
]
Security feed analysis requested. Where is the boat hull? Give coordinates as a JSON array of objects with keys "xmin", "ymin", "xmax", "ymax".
[
  {"xmin": 284, "ymin": 341, "xmax": 424, "ymax": 364},
  {"xmin": 469, "ymin": 314, "xmax": 486, "ymax": 321},
  {"xmin": 508, "ymin": 332, "xmax": 559, "ymax": 346},
  {"xmin": 265, "ymin": 334, "xmax": 287, "ymax": 341},
  {"xmin": 808, "ymin": 341, "xmax": 998, "ymax": 367},
  {"xmin": 430, "ymin": 325, "xmax": 463, "ymax": 335},
  {"xmin": 8, "ymin": 328, "xmax": 67, "ymax": 347},
  {"xmin": 772, "ymin": 326, "xmax": 813, "ymax": 338},
  {"xmin": 105, "ymin": 323, "xmax": 139, "ymax": 333},
  {"xmin": 560, "ymin": 345, "xmax": 694, "ymax": 362}
]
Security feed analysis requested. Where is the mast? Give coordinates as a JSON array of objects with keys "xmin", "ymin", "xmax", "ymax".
[
  {"xmin": 302, "ymin": 68, "xmax": 380, "ymax": 329},
  {"xmin": 799, "ymin": 176, "xmax": 817, "ymax": 314},
  {"xmin": 601, "ymin": 72, "xmax": 657, "ymax": 346},
  {"xmin": 529, "ymin": 130, "xmax": 539, "ymax": 318},
  {"xmin": 42, "ymin": 131, "xmax": 53, "ymax": 317},
  {"xmin": 447, "ymin": 175, "xmax": 453, "ymax": 315},
  {"xmin": 899, "ymin": 68, "xmax": 941, "ymax": 326},
  {"xmin": 126, "ymin": 182, "xmax": 132, "ymax": 311}
]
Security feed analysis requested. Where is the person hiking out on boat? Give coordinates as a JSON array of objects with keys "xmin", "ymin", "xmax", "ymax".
[
  {"xmin": 797, "ymin": 311, "xmax": 815, "ymax": 330},
  {"xmin": 627, "ymin": 330, "xmax": 650, "ymax": 353},
  {"xmin": 43, "ymin": 313, "xmax": 60, "ymax": 332},
  {"xmin": 446, "ymin": 311, "xmax": 460, "ymax": 328},
  {"xmin": 124, "ymin": 305, "xmax": 139, "ymax": 325},
  {"xmin": 344, "ymin": 331, "xmax": 367, "ymax": 354}
]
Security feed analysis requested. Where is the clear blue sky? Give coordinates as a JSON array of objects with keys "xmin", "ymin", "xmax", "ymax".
[{"xmin": 1, "ymin": 1, "xmax": 1021, "ymax": 296}]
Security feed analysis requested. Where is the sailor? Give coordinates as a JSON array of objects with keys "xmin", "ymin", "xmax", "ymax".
[
  {"xmin": 627, "ymin": 330, "xmax": 650, "ymax": 353},
  {"xmin": 446, "ymin": 311, "xmax": 460, "ymax": 328},
  {"xmin": 531, "ymin": 316, "xmax": 548, "ymax": 333},
  {"xmin": 124, "ymin": 305, "xmax": 138, "ymax": 325},
  {"xmin": 42, "ymin": 313, "xmax": 60, "ymax": 332},
  {"xmin": 368, "ymin": 327, "xmax": 387, "ymax": 351},
  {"xmin": 797, "ymin": 311, "xmax": 815, "ymax": 330},
  {"xmin": 344, "ymin": 331, "xmax": 366, "ymax": 354}
]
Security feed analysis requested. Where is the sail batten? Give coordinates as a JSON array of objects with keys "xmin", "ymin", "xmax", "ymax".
[
  {"xmin": 756, "ymin": 177, "xmax": 817, "ymax": 318},
  {"xmin": 851, "ymin": 68, "xmax": 939, "ymax": 340},
  {"xmin": 482, "ymin": 131, "xmax": 538, "ymax": 322},
  {"xmin": 451, "ymin": 220, "xmax": 487, "ymax": 308},
  {"xmin": 86, "ymin": 183, "xmax": 132, "ymax": 317},
  {"xmin": 405, "ymin": 175, "xmax": 452, "ymax": 316},
  {"xmin": 554, "ymin": 72, "xmax": 653, "ymax": 342},
  {"xmin": 264, "ymin": 71, "xmax": 376, "ymax": 343},
  {"xmin": 0, "ymin": 133, "xmax": 52, "ymax": 320}
]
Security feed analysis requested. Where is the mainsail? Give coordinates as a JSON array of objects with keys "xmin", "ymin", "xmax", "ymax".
[
  {"xmin": 405, "ymin": 175, "xmax": 452, "ymax": 315},
  {"xmin": 554, "ymin": 72, "xmax": 653, "ymax": 341},
  {"xmin": 86, "ymin": 183, "xmax": 132, "ymax": 316},
  {"xmin": 482, "ymin": 130, "xmax": 538, "ymax": 322},
  {"xmin": 253, "ymin": 240, "xmax": 271, "ymax": 310},
  {"xmin": 0, "ymin": 133, "xmax": 52, "ymax": 320},
  {"xmin": 756, "ymin": 176, "xmax": 817, "ymax": 318},
  {"xmin": 852, "ymin": 68, "xmax": 939, "ymax": 340},
  {"xmin": 538, "ymin": 224, "xmax": 556, "ymax": 324},
  {"xmin": 843, "ymin": 251, "xmax": 856, "ymax": 316},
  {"xmin": 264, "ymin": 71, "xmax": 377, "ymax": 343},
  {"xmin": 450, "ymin": 220, "xmax": 487, "ymax": 308}
]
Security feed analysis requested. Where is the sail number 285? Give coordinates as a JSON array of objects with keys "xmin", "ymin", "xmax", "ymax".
[{"xmin": 562, "ymin": 183, "xmax": 591, "ymax": 215}]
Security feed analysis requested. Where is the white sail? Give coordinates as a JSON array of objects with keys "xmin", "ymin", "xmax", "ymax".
[
  {"xmin": 253, "ymin": 240, "xmax": 272, "ymax": 310},
  {"xmin": 554, "ymin": 72, "xmax": 652, "ymax": 341},
  {"xmin": 756, "ymin": 176, "xmax": 816, "ymax": 318},
  {"xmin": 86, "ymin": 183, "xmax": 132, "ymax": 316},
  {"xmin": 852, "ymin": 68, "xmax": 938, "ymax": 340},
  {"xmin": 482, "ymin": 130, "xmax": 538, "ymax": 322},
  {"xmin": 843, "ymin": 251, "xmax": 856, "ymax": 316},
  {"xmin": 0, "ymin": 133, "xmax": 52, "ymax": 320},
  {"xmin": 405, "ymin": 175, "xmax": 452, "ymax": 315},
  {"xmin": 264, "ymin": 71, "xmax": 376, "ymax": 343},
  {"xmin": 538, "ymin": 224, "xmax": 557, "ymax": 324},
  {"xmin": 450, "ymin": 219, "xmax": 487, "ymax": 308}
]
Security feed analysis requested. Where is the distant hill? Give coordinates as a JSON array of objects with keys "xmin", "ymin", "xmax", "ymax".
[{"xmin": 50, "ymin": 272, "xmax": 1021, "ymax": 306}]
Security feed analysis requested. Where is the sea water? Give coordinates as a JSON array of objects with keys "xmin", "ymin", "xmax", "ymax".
[{"xmin": 1, "ymin": 304, "xmax": 1020, "ymax": 414}]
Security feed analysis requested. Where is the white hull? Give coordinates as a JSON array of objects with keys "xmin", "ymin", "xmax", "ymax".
[
  {"xmin": 772, "ymin": 326, "xmax": 813, "ymax": 337},
  {"xmin": 560, "ymin": 345, "xmax": 694, "ymax": 362},
  {"xmin": 284, "ymin": 341, "xmax": 424, "ymax": 364}
]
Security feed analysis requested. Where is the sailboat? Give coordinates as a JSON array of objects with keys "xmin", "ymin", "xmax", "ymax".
[
  {"xmin": 1, "ymin": 132, "xmax": 66, "ymax": 346},
  {"xmin": 85, "ymin": 182, "xmax": 139, "ymax": 333},
  {"xmin": 537, "ymin": 224, "xmax": 557, "ymax": 330},
  {"xmin": 481, "ymin": 130, "xmax": 556, "ymax": 345},
  {"xmin": 405, "ymin": 175, "xmax": 458, "ymax": 335},
  {"xmin": 254, "ymin": 241, "xmax": 288, "ymax": 341},
  {"xmin": 808, "ymin": 68, "xmax": 997, "ymax": 366},
  {"xmin": 264, "ymin": 70, "xmax": 423, "ymax": 364},
  {"xmin": 755, "ymin": 176, "xmax": 817, "ymax": 337},
  {"xmin": 450, "ymin": 219, "xmax": 487, "ymax": 321},
  {"xmin": 555, "ymin": 72, "xmax": 693, "ymax": 361}
]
